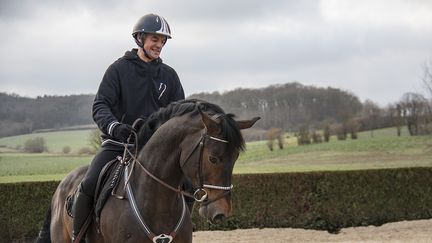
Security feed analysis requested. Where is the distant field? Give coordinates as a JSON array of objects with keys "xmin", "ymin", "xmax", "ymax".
[
  {"xmin": 235, "ymin": 128, "xmax": 431, "ymax": 173},
  {"xmin": 0, "ymin": 127, "xmax": 431, "ymax": 183},
  {"xmin": 0, "ymin": 153, "xmax": 92, "ymax": 183},
  {"xmin": 0, "ymin": 129, "xmax": 95, "ymax": 153}
]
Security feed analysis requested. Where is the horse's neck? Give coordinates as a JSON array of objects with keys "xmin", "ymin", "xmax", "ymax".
[{"xmin": 128, "ymin": 129, "xmax": 185, "ymax": 227}]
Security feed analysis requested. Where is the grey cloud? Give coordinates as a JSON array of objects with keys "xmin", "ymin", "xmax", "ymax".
[{"xmin": 1, "ymin": 0, "xmax": 431, "ymax": 106}]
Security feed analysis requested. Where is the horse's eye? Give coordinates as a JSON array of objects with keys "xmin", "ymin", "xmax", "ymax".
[{"xmin": 208, "ymin": 156, "xmax": 219, "ymax": 164}]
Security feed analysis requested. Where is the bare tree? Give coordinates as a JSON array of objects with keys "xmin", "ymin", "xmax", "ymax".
[
  {"xmin": 422, "ymin": 60, "xmax": 432, "ymax": 127},
  {"xmin": 399, "ymin": 93, "xmax": 429, "ymax": 135},
  {"xmin": 386, "ymin": 103, "xmax": 404, "ymax": 136},
  {"xmin": 395, "ymin": 104, "xmax": 404, "ymax": 136},
  {"xmin": 266, "ymin": 127, "xmax": 284, "ymax": 151},
  {"xmin": 361, "ymin": 100, "xmax": 381, "ymax": 137},
  {"xmin": 89, "ymin": 129, "xmax": 102, "ymax": 153},
  {"xmin": 422, "ymin": 60, "xmax": 432, "ymax": 97}
]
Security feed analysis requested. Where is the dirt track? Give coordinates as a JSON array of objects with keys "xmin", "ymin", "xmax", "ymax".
[{"xmin": 193, "ymin": 219, "xmax": 432, "ymax": 243}]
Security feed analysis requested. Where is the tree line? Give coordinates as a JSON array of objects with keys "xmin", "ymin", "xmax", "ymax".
[
  {"xmin": 1, "ymin": 80, "xmax": 431, "ymax": 138},
  {"xmin": 190, "ymin": 82, "xmax": 363, "ymax": 131},
  {"xmin": 0, "ymin": 93, "xmax": 94, "ymax": 137}
]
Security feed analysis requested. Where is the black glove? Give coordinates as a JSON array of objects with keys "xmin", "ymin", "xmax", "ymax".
[{"xmin": 113, "ymin": 123, "xmax": 135, "ymax": 143}]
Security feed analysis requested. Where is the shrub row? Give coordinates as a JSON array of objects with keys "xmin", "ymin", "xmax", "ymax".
[
  {"xmin": 1, "ymin": 168, "xmax": 432, "ymax": 242},
  {"xmin": 0, "ymin": 181, "xmax": 57, "ymax": 242},
  {"xmin": 193, "ymin": 167, "xmax": 432, "ymax": 232}
]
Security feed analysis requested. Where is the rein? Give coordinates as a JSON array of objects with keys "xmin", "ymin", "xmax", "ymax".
[
  {"xmin": 124, "ymin": 144, "xmax": 194, "ymax": 198},
  {"xmin": 124, "ymin": 130, "xmax": 233, "ymax": 199}
]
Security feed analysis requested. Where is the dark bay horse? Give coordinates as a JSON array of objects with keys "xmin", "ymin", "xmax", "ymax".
[{"xmin": 39, "ymin": 100, "xmax": 259, "ymax": 243}]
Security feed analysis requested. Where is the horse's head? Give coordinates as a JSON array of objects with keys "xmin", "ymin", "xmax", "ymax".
[{"xmin": 179, "ymin": 106, "xmax": 259, "ymax": 223}]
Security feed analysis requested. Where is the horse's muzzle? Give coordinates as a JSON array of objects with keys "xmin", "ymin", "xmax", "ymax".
[{"xmin": 198, "ymin": 199, "xmax": 232, "ymax": 224}]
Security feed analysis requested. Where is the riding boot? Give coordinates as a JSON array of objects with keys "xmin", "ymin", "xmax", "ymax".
[{"xmin": 72, "ymin": 186, "xmax": 93, "ymax": 243}]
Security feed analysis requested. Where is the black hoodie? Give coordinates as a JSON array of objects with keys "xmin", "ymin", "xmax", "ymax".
[{"xmin": 93, "ymin": 49, "xmax": 185, "ymax": 143}]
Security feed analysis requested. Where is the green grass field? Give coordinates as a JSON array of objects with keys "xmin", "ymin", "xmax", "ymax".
[
  {"xmin": 234, "ymin": 129, "xmax": 432, "ymax": 173},
  {"xmin": 0, "ymin": 127, "xmax": 431, "ymax": 183},
  {"xmin": 0, "ymin": 153, "xmax": 91, "ymax": 183},
  {"xmin": 0, "ymin": 129, "xmax": 96, "ymax": 153}
]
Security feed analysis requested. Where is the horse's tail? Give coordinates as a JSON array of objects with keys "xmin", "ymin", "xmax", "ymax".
[{"xmin": 36, "ymin": 206, "xmax": 52, "ymax": 243}]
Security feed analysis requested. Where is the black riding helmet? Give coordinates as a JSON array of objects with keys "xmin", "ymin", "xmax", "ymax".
[{"xmin": 132, "ymin": 13, "xmax": 172, "ymax": 49}]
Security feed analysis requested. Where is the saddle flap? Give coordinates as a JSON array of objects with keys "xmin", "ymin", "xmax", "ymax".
[
  {"xmin": 94, "ymin": 159, "xmax": 125, "ymax": 220},
  {"xmin": 65, "ymin": 158, "xmax": 125, "ymax": 222}
]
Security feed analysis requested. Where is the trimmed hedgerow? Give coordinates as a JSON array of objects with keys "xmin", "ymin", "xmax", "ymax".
[
  {"xmin": 0, "ymin": 181, "xmax": 57, "ymax": 242},
  {"xmin": 1, "ymin": 167, "xmax": 432, "ymax": 242},
  {"xmin": 192, "ymin": 167, "xmax": 432, "ymax": 232}
]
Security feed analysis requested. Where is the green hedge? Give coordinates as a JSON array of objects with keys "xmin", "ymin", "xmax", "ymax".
[
  {"xmin": 1, "ymin": 168, "xmax": 432, "ymax": 242},
  {"xmin": 0, "ymin": 181, "xmax": 58, "ymax": 243},
  {"xmin": 193, "ymin": 167, "xmax": 432, "ymax": 232}
]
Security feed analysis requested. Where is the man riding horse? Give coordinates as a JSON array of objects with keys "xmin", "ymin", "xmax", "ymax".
[
  {"xmin": 36, "ymin": 13, "xmax": 260, "ymax": 243},
  {"xmin": 72, "ymin": 13, "xmax": 187, "ymax": 242}
]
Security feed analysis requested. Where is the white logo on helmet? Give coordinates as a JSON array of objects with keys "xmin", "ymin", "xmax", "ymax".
[{"xmin": 156, "ymin": 16, "xmax": 169, "ymax": 36}]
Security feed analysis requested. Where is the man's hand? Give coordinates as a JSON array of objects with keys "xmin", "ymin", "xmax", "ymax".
[{"xmin": 113, "ymin": 123, "xmax": 135, "ymax": 143}]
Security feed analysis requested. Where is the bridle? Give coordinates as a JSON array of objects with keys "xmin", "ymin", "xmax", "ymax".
[
  {"xmin": 182, "ymin": 131, "xmax": 233, "ymax": 206},
  {"xmin": 123, "ymin": 129, "xmax": 233, "ymax": 202},
  {"xmin": 119, "ymin": 124, "xmax": 233, "ymax": 243}
]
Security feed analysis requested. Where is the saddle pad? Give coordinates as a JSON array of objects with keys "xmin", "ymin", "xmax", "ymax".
[{"xmin": 94, "ymin": 160, "xmax": 125, "ymax": 221}]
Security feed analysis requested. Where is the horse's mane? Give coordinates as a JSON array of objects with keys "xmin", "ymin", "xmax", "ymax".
[{"xmin": 136, "ymin": 99, "xmax": 245, "ymax": 153}]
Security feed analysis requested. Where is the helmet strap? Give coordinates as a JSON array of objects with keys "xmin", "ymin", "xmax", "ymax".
[{"xmin": 138, "ymin": 34, "xmax": 153, "ymax": 61}]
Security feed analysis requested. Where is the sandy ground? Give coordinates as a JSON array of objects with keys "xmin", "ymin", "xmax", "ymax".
[{"xmin": 192, "ymin": 219, "xmax": 432, "ymax": 243}]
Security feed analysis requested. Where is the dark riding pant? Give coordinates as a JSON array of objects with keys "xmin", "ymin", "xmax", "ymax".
[
  {"xmin": 80, "ymin": 145, "xmax": 123, "ymax": 197},
  {"xmin": 72, "ymin": 144, "xmax": 123, "ymax": 242}
]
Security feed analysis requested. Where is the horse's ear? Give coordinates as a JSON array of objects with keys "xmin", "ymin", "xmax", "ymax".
[
  {"xmin": 236, "ymin": 117, "xmax": 260, "ymax": 130},
  {"xmin": 200, "ymin": 110, "xmax": 220, "ymax": 133}
]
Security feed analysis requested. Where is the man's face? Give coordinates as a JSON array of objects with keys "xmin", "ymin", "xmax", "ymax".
[{"xmin": 143, "ymin": 34, "xmax": 167, "ymax": 60}]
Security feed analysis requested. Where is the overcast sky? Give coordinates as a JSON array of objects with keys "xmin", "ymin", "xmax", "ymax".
[{"xmin": 1, "ymin": 0, "xmax": 431, "ymax": 106}]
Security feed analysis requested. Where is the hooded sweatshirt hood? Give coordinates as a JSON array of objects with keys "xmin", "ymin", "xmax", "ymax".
[{"xmin": 123, "ymin": 48, "xmax": 163, "ymax": 65}]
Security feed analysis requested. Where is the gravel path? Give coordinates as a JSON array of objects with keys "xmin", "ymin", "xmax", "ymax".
[{"xmin": 193, "ymin": 219, "xmax": 432, "ymax": 243}]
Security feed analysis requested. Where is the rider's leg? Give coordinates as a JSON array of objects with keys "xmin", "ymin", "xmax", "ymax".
[
  {"xmin": 71, "ymin": 184, "xmax": 93, "ymax": 243},
  {"xmin": 72, "ymin": 147, "xmax": 122, "ymax": 242}
]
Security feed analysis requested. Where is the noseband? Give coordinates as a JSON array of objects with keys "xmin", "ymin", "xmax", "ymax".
[{"xmin": 183, "ymin": 132, "xmax": 233, "ymax": 205}]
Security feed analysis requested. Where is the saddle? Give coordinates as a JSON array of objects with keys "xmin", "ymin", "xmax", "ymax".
[{"xmin": 66, "ymin": 156, "xmax": 127, "ymax": 224}]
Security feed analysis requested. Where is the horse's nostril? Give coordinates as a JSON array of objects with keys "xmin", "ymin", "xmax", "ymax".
[{"xmin": 212, "ymin": 213, "xmax": 226, "ymax": 223}]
